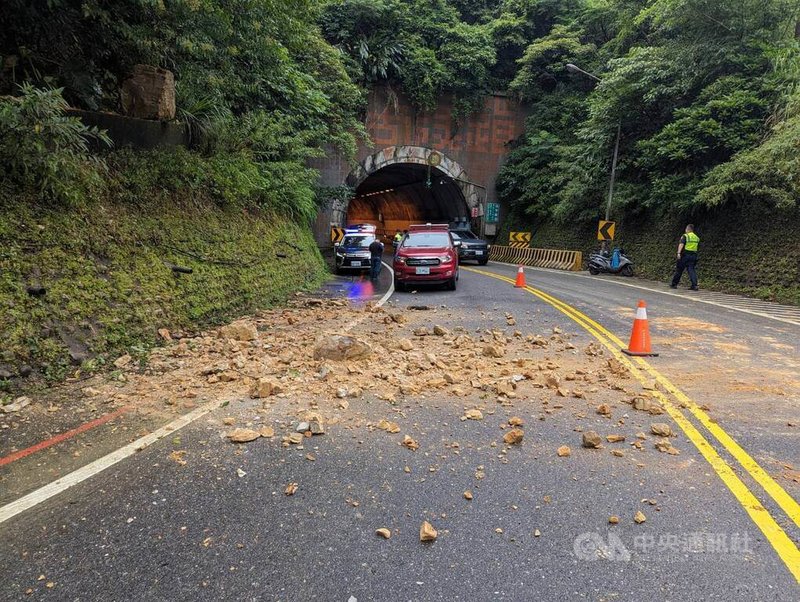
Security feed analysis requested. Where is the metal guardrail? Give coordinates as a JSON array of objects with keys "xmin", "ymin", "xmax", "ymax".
[{"xmin": 489, "ymin": 246, "xmax": 583, "ymax": 271}]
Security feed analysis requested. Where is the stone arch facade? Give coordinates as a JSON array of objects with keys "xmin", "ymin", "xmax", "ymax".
[{"xmin": 326, "ymin": 145, "xmax": 482, "ymax": 227}]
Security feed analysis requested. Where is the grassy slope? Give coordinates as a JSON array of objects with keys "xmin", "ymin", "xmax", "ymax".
[{"xmin": 0, "ymin": 193, "xmax": 327, "ymax": 384}]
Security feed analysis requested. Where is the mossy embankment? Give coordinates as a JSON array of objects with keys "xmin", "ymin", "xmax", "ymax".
[
  {"xmin": 0, "ymin": 175, "xmax": 327, "ymax": 386},
  {"xmin": 499, "ymin": 203, "xmax": 800, "ymax": 305}
]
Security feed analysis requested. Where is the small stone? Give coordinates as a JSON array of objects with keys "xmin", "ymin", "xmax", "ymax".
[
  {"xmin": 483, "ymin": 344, "xmax": 505, "ymax": 358},
  {"xmin": 582, "ymin": 431, "xmax": 602, "ymax": 449},
  {"xmin": 596, "ymin": 404, "xmax": 611, "ymax": 416},
  {"xmin": 402, "ymin": 435, "xmax": 420, "ymax": 451},
  {"xmin": 376, "ymin": 528, "xmax": 391, "ymax": 539},
  {"xmin": 259, "ymin": 426, "xmax": 275, "ymax": 438},
  {"xmin": 557, "ymin": 445, "xmax": 571, "ymax": 457},
  {"xmin": 609, "ymin": 516, "xmax": 620, "ymax": 525},
  {"xmin": 113, "ymin": 354, "xmax": 132, "ymax": 368},
  {"xmin": 632, "ymin": 397, "xmax": 652, "ymax": 411},
  {"xmin": 463, "ymin": 491, "xmax": 473, "ymax": 500},
  {"xmin": 650, "ymin": 423, "xmax": 672, "ymax": 437},
  {"xmin": 503, "ymin": 428, "xmax": 524, "ymax": 445},
  {"xmin": 606, "ymin": 434, "xmax": 626, "ymax": 443},
  {"xmin": 236, "ymin": 468, "xmax": 246, "ymax": 478},
  {"xmin": 634, "ymin": 510, "xmax": 647, "ymax": 524},
  {"xmin": 534, "ymin": 529, "xmax": 541, "ymax": 537},
  {"xmin": 157, "ymin": 328, "xmax": 172, "ymax": 341},
  {"xmin": 399, "ymin": 338, "xmax": 414, "ymax": 351},
  {"xmin": 2, "ymin": 396, "xmax": 31, "ymax": 413},
  {"xmin": 420, "ymin": 521, "xmax": 438, "ymax": 542},
  {"xmin": 296, "ymin": 421, "xmax": 310, "ymax": 433},
  {"xmin": 284, "ymin": 482, "xmax": 298, "ymax": 496},
  {"xmin": 545, "ymin": 373, "xmax": 561, "ymax": 389},
  {"xmin": 227, "ymin": 428, "xmax": 260, "ymax": 443},
  {"xmin": 313, "ymin": 334, "xmax": 371, "ymax": 361},
  {"xmin": 219, "ymin": 321, "xmax": 258, "ymax": 342},
  {"xmin": 464, "ymin": 409, "xmax": 483, "ymax": 421},
  {"xmin": 377, "ymin": 419, "xmax": 401, "ymax": 433},
  {"xmin": 610, "ymin": 449, "xmax": 625, "ymax": 457},
  {"xmin": 508, "ymin": 416, "xmax": 524, "ymax": 427},
  {"xmin": 250, "ymin": 378, "xmax": 277, "ymax": 399},
  {"xmin": 222, "ymin": 417, "xmax": 235, "ymax": 425},
  {"xmin": 433, "ymin": 325, "xmax": 448, "ymax": 336},
  {"xmin": 336, "ymin": 387, "xmax": 348, "ymax": 398}
]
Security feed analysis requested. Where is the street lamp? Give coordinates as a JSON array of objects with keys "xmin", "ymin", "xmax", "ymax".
[{"xmin": 566, "ymin": 63, "xmax": 621, "ymax": 225}]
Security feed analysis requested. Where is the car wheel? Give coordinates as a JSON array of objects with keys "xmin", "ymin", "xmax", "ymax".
[
  {"xmin": 588, "ymin": 267, "xmax": 600, "ymax": 275},
  {"xmin": 394, "ymin": 278, "xmax": 404, "ymax": 292},
  {"xmin": 621, "ymin": 264, "xmax": 634, "ymax": 277},
  {"xmin": 446, "ymin": 277, "xmax": 457, "ymax": 291},
  {"xmin": 478, "ymin": 257, "xmax": 488, "ymax": 265}
]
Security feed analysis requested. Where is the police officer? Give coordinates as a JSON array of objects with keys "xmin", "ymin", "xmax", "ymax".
[
  {"xmin": 368, "ymin": 237, "xmax": 384, "ymax": 281},
  {"xmin": 670, "ymin": 224, "xmax": 700, "ymax": 290}
]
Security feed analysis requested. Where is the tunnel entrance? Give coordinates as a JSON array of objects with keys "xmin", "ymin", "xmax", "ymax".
[{"xmin": 346, "ymin": 162, "xmax": 469, "ymax": 237}]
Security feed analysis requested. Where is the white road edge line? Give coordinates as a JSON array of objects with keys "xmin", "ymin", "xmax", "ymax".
[
  {"xmin": 0, "ymin": 263, "xmax": 396, "ymax": 525},
  {"xmin": 0, "ymin": 398, "xmax": 229, "ymax": 524},
  {"xmin": 492, "ymin": 261, "xmax": 800, "ymax": 327}
]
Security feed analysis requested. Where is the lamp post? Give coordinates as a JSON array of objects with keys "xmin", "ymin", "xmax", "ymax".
[{"xmin": 566, "ymin": 63, "xmax": 621, "ymax": 225}]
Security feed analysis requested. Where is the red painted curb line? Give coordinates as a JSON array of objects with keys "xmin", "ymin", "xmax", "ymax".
[{"xmin": 0, "ymin": 405, "xmax": 131, "ymax": 467}]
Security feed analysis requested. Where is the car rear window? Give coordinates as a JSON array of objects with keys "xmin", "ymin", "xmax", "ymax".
[
  {"xmin": 452, "ymin": 230, "xmax": 477, "ymax": 239},
  {"xmin": 403, "ymin": 232, "xmax": 450, "ymax": 248}
]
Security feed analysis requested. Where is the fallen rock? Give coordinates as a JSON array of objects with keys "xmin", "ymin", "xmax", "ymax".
[
  {"xmin": 398, "ymin": 338, "xmax": 414, "ymax": 351},
  {"xmin": 464, "ymin": 409, "xmax": 483, "ymax": 421},
  {"xmin": 463, "ymin": 491, "xmax": 473, "ymax": 500},
  {"xmin": 508, "ymin": 416, "xmax": 524, "ymax": 427},
  {"xmin": 113, "ymin": 354, "xmax": 132, "ymax": 368},
  {"xmin": 655, "ymin": 440, "xmax": 680, "ymax": 454},
  {"xmin": 557, "ymin": 445, "xmax": 571, "ymax": 457},
  {"xmin": 650, "ymin": 423, "xmax": 673, "ymax": 437},
  {"xmin": 609, "ymin": 516, "xmax": 620, "ymax": 525},
  {"xmin": 503, "ymin": 428, "xmax": 524, "ymax": 445},
  {"xmin": 483, "ymin": 344, "xmax": 505, "ymax": 358},
  {"xmin": 219, "ymin": 321, "xmax": 258, "ymax": 342},
  {"xmin": 582, "ymin": 431, "xmax": 602, "ymax": 449},
  {"xmin": 250, "ymin": 378, "xmax": 276, "ymax": 398},
  {"xmin": 402, "ymin": 435, "xmax": 420, "ymax": 451},
  {"xmin": 420, "ymin": 521, "xmax": 438, "ymax": 542},
  {"xmin": 545, "ymin": 373, "xmax": 561, "ymax": 389},
  {"xmin": 596, "ymin": 404, "xmax": 611, "ymax": 416},
  {"xmin": 606, "ymin": 434, "xmax": 626, "ymax": 443},
  {"xmin": 313, "ymin": 334, "xmax": 371, "ymax": 361},
  {"xmin": 259, "ymin": 426, "xmax": 275, "ymax": 438},
  {"xmin": 377, "ymin": 419, "xmax": 401, "ymax": 433},
  {"xmin": 433, "ymin": 325, "xmax": 448, "ymax": 336},
  {"xmin": 2, "ymin": 396, "xmax": 31, "ymax": 413},
  {"xmin": 634, "ymin": 510, "xmax": 647, "ymax": 524},
  {"xmin": 227, "ymin": 428, "xmax": 260, "ymax": 443},
  {"xmin": 284, "ymin": 482, "xmax": 298, "ymax": 496},
  {"xmin": 376, "ymin": 528, "xmax": 392, "ymax": 539}
]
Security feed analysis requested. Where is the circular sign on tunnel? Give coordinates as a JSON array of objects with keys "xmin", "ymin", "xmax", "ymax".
[{"xmin": 427, "ymin": 152, "xmax": 442, "ymax": 167}]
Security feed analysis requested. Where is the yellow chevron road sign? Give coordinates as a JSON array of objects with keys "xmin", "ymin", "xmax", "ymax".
[
  {"xmin": 509, "ymin": 231, "xmax": 532, "ymax": 249},
  {"xmin": 597, "ymin": 220, "xmax": 616, "ymax": 241},
  {"xmin": 331, "ymin": 226, "xmax": 345, "ymax": 244}
]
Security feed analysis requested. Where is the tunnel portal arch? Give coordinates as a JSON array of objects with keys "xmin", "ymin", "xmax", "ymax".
[{"xmin": 328, "ymin": 146, "xmax": 484, "ymax": 233}]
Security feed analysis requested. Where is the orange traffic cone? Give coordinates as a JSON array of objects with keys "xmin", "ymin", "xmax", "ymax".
[
  {"xmin": 622, "ymin": 300, "xmax": 659, "ymax": 357},
  {"xmin": 515, "ymin": 265, "xmax": 526, "ymax": 288}
]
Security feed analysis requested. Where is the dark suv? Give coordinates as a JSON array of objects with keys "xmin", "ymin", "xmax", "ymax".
[{"xmin": 450, "ymin": 228, "xmax": 489, "ymax": 265}]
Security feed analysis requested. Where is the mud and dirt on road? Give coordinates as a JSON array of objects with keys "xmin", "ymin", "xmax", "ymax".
[{"xmin": 2, "ymin": 293, "xmax": 693, "ymax": 505}]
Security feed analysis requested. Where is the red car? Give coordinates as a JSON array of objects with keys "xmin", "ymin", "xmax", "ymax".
[{"xmin": 393, "ymin": 223, "xmax": 461, "ymax": 291}]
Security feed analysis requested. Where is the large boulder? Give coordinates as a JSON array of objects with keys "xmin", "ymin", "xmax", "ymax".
[
  {"xmin": 313, "ymin": 334, "xmax": 371, "ymax": 361},
  {"xmin": 120, "ymin": 64, "xmax": 176, "ymax": 120}
]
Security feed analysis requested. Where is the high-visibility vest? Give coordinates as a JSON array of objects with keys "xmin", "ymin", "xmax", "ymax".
[{"xmin": 684, "ymin": 232, "xmax": 699, "ymax": 252}]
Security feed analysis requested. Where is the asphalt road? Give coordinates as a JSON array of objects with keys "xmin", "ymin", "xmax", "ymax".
[{"xmin": 1, "ymin": 262, "xmax": 798, "ymax": 601}]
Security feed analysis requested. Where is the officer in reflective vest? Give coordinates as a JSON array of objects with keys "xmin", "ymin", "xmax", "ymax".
[{"xmin": 670, "ymin": 224, "xmax": 700, "ymax": 290}]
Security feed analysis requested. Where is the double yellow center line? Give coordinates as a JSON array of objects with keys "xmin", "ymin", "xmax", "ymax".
[{"xmin": 465, "ymin": 266, "xmax": 800, "ymax": 582}]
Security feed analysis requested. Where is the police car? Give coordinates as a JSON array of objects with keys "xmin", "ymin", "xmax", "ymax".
[{"xmin": 334, "ymin": 224, "xmax": 379, "ymax": 274}]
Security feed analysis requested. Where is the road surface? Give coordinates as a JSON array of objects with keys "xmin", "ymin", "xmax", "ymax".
[{"xmin": 1, "ymin": 262, "xmax": 798, "ymax": 601}]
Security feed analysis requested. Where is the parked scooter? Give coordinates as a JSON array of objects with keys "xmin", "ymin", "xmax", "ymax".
[{"xmin": 588, "ymin": 247, "xmax": 634, "ymax": 277}]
